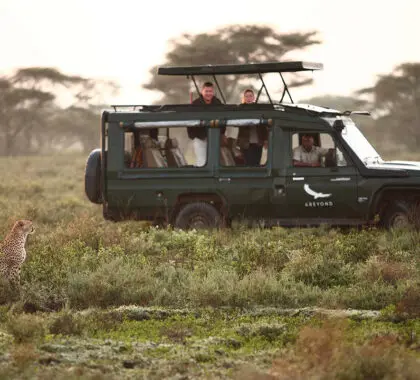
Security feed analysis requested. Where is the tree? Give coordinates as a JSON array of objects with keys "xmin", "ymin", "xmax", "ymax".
[
  {"xmin": 143, "ymin": 25, "xmax": 321, "ymax": 104},
  {"xmin": 47, "ymin": 105, "xmax": 101, "ymax": 153},
  {"xmin": 0, "ymin": 68, "xmax": 118, "ymax": 155},
  {"xmin": 357, "ymin": 63, "xmax": 420, "ymax": 150},
  {"xmin": 0, "ymin": 78, "xmax": 54, "ymax": 155}
]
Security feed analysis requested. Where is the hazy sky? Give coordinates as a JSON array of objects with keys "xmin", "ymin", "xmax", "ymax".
[{"xmin": 1, "ymin": 0, "xmax": 419, "ymax": 104}]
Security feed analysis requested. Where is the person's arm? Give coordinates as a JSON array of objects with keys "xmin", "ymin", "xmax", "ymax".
[{"xmin": 318, "ymin": 147, "xmax": 329, "ymax": 156}]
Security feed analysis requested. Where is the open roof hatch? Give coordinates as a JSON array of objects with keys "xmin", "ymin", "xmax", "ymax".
[{"xmin": 158, "ymin": 61, "xmax": 323, "ymax": 105}]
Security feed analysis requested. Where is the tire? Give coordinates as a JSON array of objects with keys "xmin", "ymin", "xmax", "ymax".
[
  {"xmin": 382, "ymin": 201, "xmax": 417, "ymax": 230},
  {"xmin": 174, "ymin": 202, "xmax": 222, "ymax": 230},
  {"xmin": 85, "ymin": 149, "xmax": 102, "ymax": 204}
]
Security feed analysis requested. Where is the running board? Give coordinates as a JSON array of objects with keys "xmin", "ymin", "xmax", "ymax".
[{"xmin": 249, "ymin": 218, "xmax": 369, "ymax": 227}]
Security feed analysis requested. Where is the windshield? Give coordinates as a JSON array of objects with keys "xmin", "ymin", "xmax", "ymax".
[{"xmin": 323, "ymin": 116, "xmax": 382, "ymax": 165}]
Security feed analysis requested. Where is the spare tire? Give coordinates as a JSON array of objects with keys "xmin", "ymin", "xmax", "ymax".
[{"xmin": 85, "ymin": 149, "xmax": 102, "ymax": 204}]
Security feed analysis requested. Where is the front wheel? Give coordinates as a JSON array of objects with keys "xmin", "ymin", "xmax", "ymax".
[
  {"xmin": 174, "ymin": 202, "xmax": 222, "ymax": 230},
  {"xmin": 382, "ymin": 201, "xmax": 419, "ymax": 230}
]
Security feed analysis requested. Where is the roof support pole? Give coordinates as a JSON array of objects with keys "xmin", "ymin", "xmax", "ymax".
[
  {"xmin": 255, "ymin": 83, "xmax": 264, "ymax": 103},
  {"xmin": 212, "ymin": 74, "xmax": 226, "ymax": 104},
  {"xmin": 258, "ymin": 72, "xmax": 273, "ymax": 105},
  {"xmin": 279, "ymin": 72, "xmax": 294, "ymax": 104},
  {"xmin": 189, "ymin": 75, "xmax": 201, "ymax": 101}
]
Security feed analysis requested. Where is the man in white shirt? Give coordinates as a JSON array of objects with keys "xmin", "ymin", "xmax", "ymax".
[
  {"xmin": 188, "ymin": 82, "xmax": 226, "ymax": 167},
  {"xmin": 293, "ymin": 133, "xmax": 329, "ymax": 167}
]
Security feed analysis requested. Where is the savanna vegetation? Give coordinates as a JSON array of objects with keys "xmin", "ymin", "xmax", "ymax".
[
  {"xmin": 1, "ymin": 23, "xmax": 419, "ymax": 380},
  {"xmin": 0, "ymin": 154, "xmax": 418, "ymax": 379}
]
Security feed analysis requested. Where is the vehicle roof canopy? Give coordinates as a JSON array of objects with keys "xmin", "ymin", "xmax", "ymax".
[
  {"xmin": 157, "ymin": 61, "xmax": 323, "ymax": 105},
  {"xmin": 110, "ymin": 60, "xmax": 369, "ymax": 117},
  {"xmin": 157, "ymin": 61, "xmax": 323, "ymax": 76}
]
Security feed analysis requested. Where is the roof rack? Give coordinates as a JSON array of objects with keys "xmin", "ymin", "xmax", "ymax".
[
  {"xmin": 158, "ymin": 61, "xmax": 322, "ymax": 106},
  {"xmin": 157, "ymin": 61, "xmax": 323, "ymax": 76},
  {"xmin": 109, "ymin": 105, "xmax": 165, "ymax": 112}
]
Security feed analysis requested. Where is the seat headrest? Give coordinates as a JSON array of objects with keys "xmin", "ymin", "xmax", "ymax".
[{"xmin": 165, "ymin": 138, "xmax": 179, "ymax": 149}]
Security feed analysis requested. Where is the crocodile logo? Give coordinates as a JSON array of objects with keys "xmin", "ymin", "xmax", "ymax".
[{"xmin": 303, "ymin": 184, "xmax": 332, "ymax": 199}]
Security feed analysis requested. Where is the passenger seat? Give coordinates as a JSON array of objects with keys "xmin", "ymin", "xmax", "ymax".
[
  {"xmin": 140, "ymin": 136, "xmax": 167, "ymax": 168},
  {"xmin": 220, "ymin": 147, "xmax": 236, "ymax": 166},
  {"xmin": 165, "ymin": 138, "xmax": 188, "ymax": 167}
]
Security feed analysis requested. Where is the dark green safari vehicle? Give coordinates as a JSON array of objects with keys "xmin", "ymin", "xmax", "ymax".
[{"xmin": 85, "ymin": 61, "xmax": 420, "ymax": 229}]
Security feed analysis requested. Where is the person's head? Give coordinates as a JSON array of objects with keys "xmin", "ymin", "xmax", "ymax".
[
  {"xmin": 242, "ymin": 89, "xmax": 255, "ymax": 104},
  {"xmin": 201, "ymin": 82, "xmax": 215, "ymax": 103},
  {"xmin": 301, "ymin": 133, "xmax": 315, "ymax": 151}
]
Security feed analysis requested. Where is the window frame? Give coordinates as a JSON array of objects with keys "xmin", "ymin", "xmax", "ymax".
[
  {"xmin": 122, "ymin": 127, "xmax": 209, "ymax": 170},
  {"xmin": 290, "ymin": 131, "xmax": 352, "ymax": 169}
]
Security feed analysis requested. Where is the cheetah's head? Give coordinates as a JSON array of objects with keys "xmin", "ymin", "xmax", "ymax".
[{"xmin": 13, "ymin": 220, "xmax": 35, "ymax": 236}]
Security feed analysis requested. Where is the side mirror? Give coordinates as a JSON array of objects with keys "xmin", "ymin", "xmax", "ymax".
[{"xmin": 333, "ymin": 119, "xmax": 345, "ymax": 132}]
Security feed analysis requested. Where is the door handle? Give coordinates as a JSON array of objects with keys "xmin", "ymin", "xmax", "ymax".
[
  {"xmin": 274, "ymin": 184, "xmax": 285, "ymax": 196},
  {"xmin": 330, "ymin": 177, "xmax": 351, "ymax": 182},
  {"xmin": 219, "ymin": 178, "xmax": 231, "ymax": 183}
]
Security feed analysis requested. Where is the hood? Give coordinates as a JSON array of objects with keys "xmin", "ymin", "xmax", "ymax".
[{"xmin": 366, "ymin": 160, "xmax": 420, "ymax": 173}]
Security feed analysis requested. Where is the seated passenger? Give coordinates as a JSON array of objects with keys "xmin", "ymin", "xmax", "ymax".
[
  {"xmin": 237, "ymin": 89, "xmax": 268, "ymax": 166},
  {"xmin": 293, "ymin": 133, "xmax": 329, "ymax": 167},
  {"xmin": 188, "ymin": 82, "xmax": 226, "ymax": 166}
]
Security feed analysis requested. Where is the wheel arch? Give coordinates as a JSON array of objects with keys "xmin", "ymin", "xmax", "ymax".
[{"xmin": 369, "ymin": 185, "xmax": 420, "ymax": 221}]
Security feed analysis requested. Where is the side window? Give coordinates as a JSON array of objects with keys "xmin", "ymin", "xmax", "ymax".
[
  {"xmin": 124, "ymin": 127, "xmax": 206, "ymax": 169},
  {"xmin": 220, "ymin": 125, "xmax": 269, "ymax": 167},
  {"xmin": 291, "ymin": 132, "xmax": 347, "ymax": 168}
]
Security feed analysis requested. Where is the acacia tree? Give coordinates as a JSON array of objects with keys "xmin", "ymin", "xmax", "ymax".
[
  {"xmin": 0, "ymin": 78, "xmax": 54, "ymax": 155},
  {"xmin": 0, "ymin": 68, "xmax": 118, "ymax": 155},
  {"xmin": 357, "ymin": 63, "xmax": 420, "ymax": 149},
  {"xmin": 143, "ymin": 25, "xmax": 321, "ymax": 104}
]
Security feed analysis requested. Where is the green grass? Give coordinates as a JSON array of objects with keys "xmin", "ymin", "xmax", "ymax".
[
  {"xmin": 0, "ymin": 307, "xmax": 418, "ymax": 379},
  {"xmin": 0, "ymin": 154, "xmax": 419, "ymax": 378}
]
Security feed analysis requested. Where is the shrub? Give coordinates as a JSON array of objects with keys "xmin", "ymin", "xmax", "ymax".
[
  {"xmin": 10, "ymin": 343, "xmax": 39, "ymax": 371},
  {"xmin": 396, "ymin": 284, "xmax": 420, "ymax": 318},
  {"xmin": 282, "ymin": 249, "xmax": 354, "ymax": 288},
  {"xmin": 267, "ymin": 321, "xmax": 420, "ymax": 380},
  {"xmin": 49, "ymin": 310, "xmax": 86, "ymax": 336},
  {"xmin": 6, "ymin": 314, "xmax": 46, "ymax": 344},
  {"xmin": 66, "ymin": 258, "xmax": 155, "ymax": 309}
]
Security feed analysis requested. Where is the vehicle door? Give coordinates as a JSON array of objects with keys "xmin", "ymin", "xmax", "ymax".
[
  {"xmin": 282, "ymin": 130, "xmax": 362, "ymax": 221},
  {"xmin": 214, "ymin": 120, "xmax": 273, "ymax": 220}
]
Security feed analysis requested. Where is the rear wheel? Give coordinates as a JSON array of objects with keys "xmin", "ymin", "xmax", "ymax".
[{"xmin": 174, "ymin": 202, "xmax": 222, "ymax": 230}]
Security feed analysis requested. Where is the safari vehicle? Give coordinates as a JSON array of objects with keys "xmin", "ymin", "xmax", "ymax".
[{"xmin": 85, "ymin": 61, "xmax": 420, "ymax": 229}]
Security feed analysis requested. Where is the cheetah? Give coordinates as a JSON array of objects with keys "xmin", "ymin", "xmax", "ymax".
[{"xmin": 0, "ymin": 220, "xmax": 34, "ymax": 289}]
